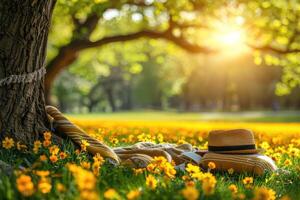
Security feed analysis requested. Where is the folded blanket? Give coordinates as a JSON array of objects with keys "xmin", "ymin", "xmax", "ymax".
[{"xmin": 46, "ymin": 106, "xmax": 200, "ymax": 168}]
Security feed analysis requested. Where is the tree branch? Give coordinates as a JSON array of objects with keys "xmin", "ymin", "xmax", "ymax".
[
  {"xmin": 248, "ymin": 44, "xmax": 300, "ymax": 54},
  {"xmin": 72, "ymin": 30, "xmax": 213, "ymax": 53},
  {"xmin": 72, "ymin": 14, "xmax": 100, "ymax": 40},
  {"xmin": 247, "ymin": 21, "xmax": 300, "ymax": 54}
]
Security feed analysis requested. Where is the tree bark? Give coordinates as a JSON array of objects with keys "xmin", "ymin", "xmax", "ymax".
[{"xmin": 0, "ymin": 0, "xmax": 56, "ymax": 144}]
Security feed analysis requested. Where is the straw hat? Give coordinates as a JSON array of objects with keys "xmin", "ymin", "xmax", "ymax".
[{"xmin": 207, "ymin": 129, "xmax": 260, "ymax": 154}]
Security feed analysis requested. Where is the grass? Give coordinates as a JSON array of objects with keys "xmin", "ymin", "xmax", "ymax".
[{"xmin": 0, "ymin": 112, "xmax": 300, "ymax": 199}]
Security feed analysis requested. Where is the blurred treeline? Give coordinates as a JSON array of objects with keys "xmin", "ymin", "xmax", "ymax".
[{"xmin": 51, "ymin": 40, "xmax": 300, "ymax": 113}]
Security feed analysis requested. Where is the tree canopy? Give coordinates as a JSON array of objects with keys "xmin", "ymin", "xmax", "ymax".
[{"xmin": 46, "ymin": 0, "xmax": 300, "ymax": 109}]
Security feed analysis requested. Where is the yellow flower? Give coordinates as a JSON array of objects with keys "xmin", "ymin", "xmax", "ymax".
[
  {"xmin": 77, "ymin": 171, "xmax": 96, "ymax": 191},
  {"xmin": 147, "ymin": 157, "xmax": 177, "ymax": 179},
  {"xmin": 208, "ymin": 162, "xmax": 216, "ymax": 170},
  {"xmin": 146, "ymin": 163, "xmax": 156, "ymax": 173},
  {"xmin": 202, "ymin": 173, "xmax": 216, "ymax": 195},
  {"xmin": 104, "ymin": 188, "xmax": 120, "ymax": 199},
  {"xmin": 259, "ymin": 142, "xmax": 270, "ymax": 150},
  {"xmin": 91, "ymin": 154, "xmax": 104, "ymax": 176},
  {"xmin": 80, "ymin": 190, "xmax": 98, "ymax": 200},
  {"xmin": 81, "ymin": 140, "xmax": 89, "ymax": 151},
  {"xmin": 157, "ymin": 133, "xmax": 164, "ymax": 143},
  {"xmin": 283, "ymin": 159, "xmax": 292, "ymax": 166},
  {"xmin": 92, "ymin": 161, "xmax": 101, "ymax": 176},
  {"xmin": 192, "ymin": 171, "xmax": 207, "ymax": 181},
  {"xmin": 279, "ymin": 195, "xmax": 291, "ymax": 200},
  {"xmin": 49, "ymin": 154, "xmax": 58, "ymax": 163},
  {"xmin": 67, "ymin": 164, "xmax": 79, "ymax": 173},
  {"xmin": 228, "ymin": 184, "xmax": 238, "ymax": 194},
  {"xmin": 56, "ymin": 183, "xmax": 66, "ymax": 192},
  {"xmin": 253, "ymin": 187, "xmax": 276, "ymax": 200},
  {"xmin": 16, "ymin": 175, "xmax": 34, "ymax": 196},
  {"xmin": 93, "ymin": 153, "xmax": 104, "ymax": 163},
  {"xmin": 59, "ymin": 152, "xmax": 68, "ymax": 159},
  {"xmin": 163, "ymin": 164, "xmax": 177, "ymax": 179},
  {"xmin": 133, "ymin": 168, "xmax": 144, "ymax": 175},
  {"xmin": 33, "ymin": 140, "xmax": 42, "ymax": 153},
  {"xmin": 178, "ymin": 139, "xmax": 187, "ymax": 144},
  {"xmin": 2, "ymin": 137, "xmax": 14, "ymax": 149},
  {"xmin": 126, "ymin": 189, "xmax": 141, "ymax": 200},
  {"xmin": 38, "ymin": 178, "xmax": 52, "ymax": 194},
  {"xmin": 81, "ymin": 161, "xmax": 91, "ymax": 169},
  {"xmin": 238, "ymin": 193, "xmax": 246, "ymax": 199},
  {"xmin": 186, "ymin": 163, "xmax": 200, "ymax": 175},
  {"xmin": 40, "ymin": 154, "xmax": 47, "ymax": 161},
  {"xmin": 43, "ymin": 139, "xmax": 51, "ymax": 147},
  {"xmin": 181, "ymin": 186, "xmax": 199, "ymax": 200},
  {"xmin": 43, "ymin": 131, "xmax": 52, "ymax": 140},
  {"xmin": 228, "ymin": 168, "xmax": 234, "ymax": 174},
  {"xmin": 242, "ymin": 176, "xmax": 253, "ymax": 189},
  {"xmin": 242, "ymin": 177, "xmax": 253, "ymax": 185},
  {"xmin": 17, "ymin": 142, "xmax": 27, "ymax": 151},
  {"xmin": 36, "ymin": 170, "xmax": 50, "ymax": 177},
  {"xmin": 111, "ymin": 138, "xmax": 119, "ymax": 145},
  {"xmin": 182, "ymin": 175, "xmax": 190, "ymax": 181},
  {"xmin": 185, "ymin": 181, "xmax": 195, "ymax": 187},
  {"xmin": 49, "ymin": 145, "xmax": 60, "ymax": 155},
  {"xmin": 146, "ymin": 174, "xmax": 158, "ymax": 190},
  {"xmin": 67, "ymin": 163, "xmax": 98, "ymax": 197},
  {"xmin": 75, "ymin": 149, "xmax": 81, "ymax": 155},
  {"xmin": 198, "ymin": 136, "xmax": 203, "ymax": 142},
  {"xmin": 153, "ymin": 156, "xmax": 167, "ymax": 165},
  {"xmin": 34, "ymin": 140, "xmax": 42, "ymax": 147}
]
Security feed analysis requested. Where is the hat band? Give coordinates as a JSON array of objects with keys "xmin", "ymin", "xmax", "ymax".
[{"xmin": 208, "ymin": 144, "xmax": 256, "ymax": 152}]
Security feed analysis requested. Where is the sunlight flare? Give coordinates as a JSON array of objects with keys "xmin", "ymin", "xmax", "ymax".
[
  {"xmin": 217, "ymin": 29, "xmax": 244, "ymax": 46},
  {"xmin": 209, "ymin": 16, "xmax": 248, "ymax": 53}
]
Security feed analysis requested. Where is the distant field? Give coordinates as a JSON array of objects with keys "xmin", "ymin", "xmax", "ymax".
[{"xmin": 67, "ymin": 110, "xmax": 300, "ymax": 122}]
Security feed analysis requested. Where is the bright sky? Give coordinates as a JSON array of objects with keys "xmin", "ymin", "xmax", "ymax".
[{"xmin": 214, "ymin": 26, "xmax": 246, "ymax": 48}]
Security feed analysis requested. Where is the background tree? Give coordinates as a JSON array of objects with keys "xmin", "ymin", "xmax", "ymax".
[{"xmin": 241, "ymin": 0, "xmax": 300, "ymax": 94}]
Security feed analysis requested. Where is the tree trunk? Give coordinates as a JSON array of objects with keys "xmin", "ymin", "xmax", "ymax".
[
  {"xmin": 104, "ymin": 87, "xmax": 116, "ymax": 112},
  {"xmin": 87, "ymin": 79, "xmax": 103, "ymax": 112},
  {"xmin": 0, "ymin": 0, "xmax": 56, "ymax": 144}
]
